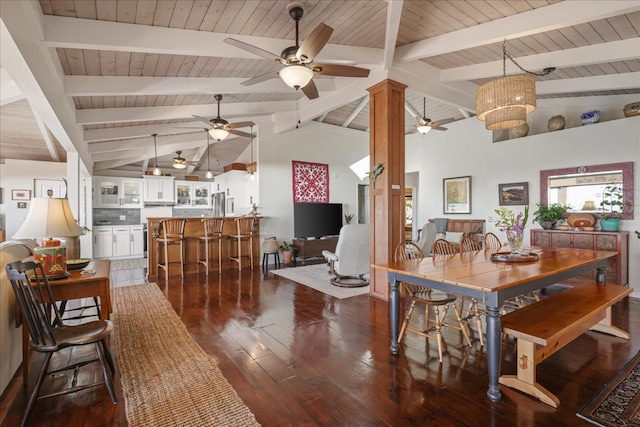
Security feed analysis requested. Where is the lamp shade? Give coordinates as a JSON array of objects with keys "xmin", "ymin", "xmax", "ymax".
[
  {"xmin": 416, "ymin": 125, "xmax": 432, "ymax": 134},
  {"xmin": 209, "ymin": 127, "xmax": 229, "ymax": 141},
  {"xmin": 172, "ymin": 162, "xmax": 187, "ymax": 170},
  {"xmin": 153, "ymin": 166, "xmax": 162, "ymax": 176},
  {"xmin": 476, "ymin": 74, "xmax": 536, "ymax": 130},
  {"xmin": 279, "ymin": 65, "xmax": 314, "ymax": 89},
  {"xmin": 13, "ymin": 198, "xmax": 84, "ymax": 239}
]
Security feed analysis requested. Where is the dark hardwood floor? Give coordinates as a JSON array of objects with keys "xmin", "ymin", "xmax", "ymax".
[{"xmin": 2, "ymin": 263, "xmax": 639, "ymax": 426}]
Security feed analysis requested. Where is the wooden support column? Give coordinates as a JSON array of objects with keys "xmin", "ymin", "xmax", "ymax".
[{"xmin": 367, "ymin": 79, "xmax": 406, "ymax": 300}]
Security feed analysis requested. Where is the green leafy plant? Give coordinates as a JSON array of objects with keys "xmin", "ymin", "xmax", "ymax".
[
  {"xmin": 532, "ymin": 202, "xmax": 570, "ymax": 224},
  {"xmin": 279, "ymin": 241, "xmax": 295, "ymax": 252},
  {"xmin": 598, "ymin": 184, "xmax": 631, "ymax": 220}
]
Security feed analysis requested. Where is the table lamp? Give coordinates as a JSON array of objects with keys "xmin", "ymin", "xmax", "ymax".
[{"xmin": 13, "ymin": 197, "xmax": 84, "ymax": 278}]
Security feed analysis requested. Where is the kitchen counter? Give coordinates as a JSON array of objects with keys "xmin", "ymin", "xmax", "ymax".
[{"xmin": 147, "ymin": 216, "xmax": 262, "ymax": 278}]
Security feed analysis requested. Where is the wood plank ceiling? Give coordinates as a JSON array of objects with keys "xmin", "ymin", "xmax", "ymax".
[{"xmin": 1, "ymin": 0, "xmax": 638, "ymax": 176}]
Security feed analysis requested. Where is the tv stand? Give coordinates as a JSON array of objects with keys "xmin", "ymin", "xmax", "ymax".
[{"xmin": 293, "ymin": 237, "xmax": 338, "ymax": 262}]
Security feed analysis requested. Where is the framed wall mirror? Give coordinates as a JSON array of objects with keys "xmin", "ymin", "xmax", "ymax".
[{"xmin": 540, "ymin": 162, "xmax": 634, "ymax": 220}]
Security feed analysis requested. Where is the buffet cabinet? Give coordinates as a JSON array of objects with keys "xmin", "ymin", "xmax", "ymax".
[{"xmin": 530, "ymin": 229, "xmax": 629, "ymax": 285}]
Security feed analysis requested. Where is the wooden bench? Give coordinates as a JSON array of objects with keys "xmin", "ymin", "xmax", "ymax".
[{"xmin": 499, "ymin": 282, "xmax": 631, "ymax": 407}]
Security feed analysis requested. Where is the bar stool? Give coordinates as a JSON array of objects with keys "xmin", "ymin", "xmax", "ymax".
[
  {"xmin": 197, "ymin": 218, "xmax": 225, "ymax": 275},
  {"xmin": 229, "ymin": 217, "xmax": 256, "ymax": 271},
  {"xmin": 156, "ymin": 219, "xmax": 186, "ymax": 281}
]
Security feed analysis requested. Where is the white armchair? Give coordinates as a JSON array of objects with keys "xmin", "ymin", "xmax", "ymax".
[{"xmin": 322, "ymin": 224, "xmax": 370, "ymax": 288}]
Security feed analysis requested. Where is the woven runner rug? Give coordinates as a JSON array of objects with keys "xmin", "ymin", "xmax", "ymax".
[
  {"xmin": 112, "ymin": 283, "xmax": 260, "ymax": 427},
  {"xmin": 110, "ymin": 258, "xmax": 147, "ymax": 271},
  {"xmin": 272, "ymin": 263, "xmax": 370, "ymax": 299},
  {"xmin": 577, "ymin": 350, "xmax": 640, "ymax": 426}
]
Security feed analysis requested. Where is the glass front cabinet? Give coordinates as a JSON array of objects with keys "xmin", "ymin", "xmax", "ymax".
[
  {"xmin": 94, "ymin": 177, "xmax": 143, "ymax": 208},
  {"xmin": 174, "ymin": 181, "xmax": 211, "ymax": 209}
]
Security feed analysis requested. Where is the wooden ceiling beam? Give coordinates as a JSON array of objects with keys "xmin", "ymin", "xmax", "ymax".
[
  {"xmin": 537, "ymin": 72, "xmax": 640, "ymax": 95},
  {"xmin": 395, "ymin": 1, "xmax": 640, "ymax": 62},
  {"xmin": 383, "ymin": 0, "xmax": 403, "ymax": 71},
  {"xmin": 342, "ymin": 95, "xmax": 369, "ymax": 128}
]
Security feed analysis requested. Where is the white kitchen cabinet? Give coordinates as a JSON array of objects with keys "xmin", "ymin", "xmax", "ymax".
[
  {"xmin": 93, "ymin": 226, "xmax": 113, "ymax": 258},
  {"xmin": 130, "ymin": 226, "xmax": 144, "ymax": 257},
  {"xmin": 143, "ymin": 176, "xmax": 175, "ymax": 204},
  {"xmin": 94, "ymin": 177, "xmax": 143, "ymax": 208},
  {"xmin": 113, "ymin": 227, "xmax": 131, "ymax": 257},
  {"xmin": 175, "ymin": 181, "xmax": 211, "ymax": 209}
]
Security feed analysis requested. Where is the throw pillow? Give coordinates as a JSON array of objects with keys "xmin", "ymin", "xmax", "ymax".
[{"xmin": 445, "ymin": 231, "xmax": 464, "ymax": 243}]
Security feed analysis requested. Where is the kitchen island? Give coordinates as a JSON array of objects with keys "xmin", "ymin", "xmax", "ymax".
[{"xmin": 147, "ymin": 216, "xmax": 262, "ymax": 279}]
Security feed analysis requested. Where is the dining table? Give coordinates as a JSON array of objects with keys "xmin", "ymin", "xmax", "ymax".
[{"xmin": 372, "ymin": 247, "xmax": 617, "ymax": 403}]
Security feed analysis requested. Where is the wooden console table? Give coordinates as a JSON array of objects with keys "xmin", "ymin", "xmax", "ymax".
[
  {"xmin": 531, "ymin": 229, "xmax": 628, "ymax": 285},
  {"xmin": 293, "ymin": 238, "xmax": 338, "ymax": 262}
]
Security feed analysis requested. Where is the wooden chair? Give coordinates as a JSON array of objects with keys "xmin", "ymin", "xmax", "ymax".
[
  {"xmin": 458, "ymin": 237, "xmax": 485, "ymax": 345},
  {"xmin": 197, "ymin": 218, "xmax": 226, "ymax": 275},
  {"xmin": 484, "ymin": 232, "xmax": 504, "ymax": 250},
  {"xmin": 431, "ymin": 238, "xmax": 457, "ymax": 255},
  {"xmin": 229, "ymin": 217, "xmax": 256, "ymax": 271},
  {"xmin": 395, "ymin": 242, "xmax": 471, "ymax": 362},
  {"xmin": 157, "ymin": 219, "xmax": 186, "ymax": 281},
  {"xmin": 6, "ymin": 261, "xmax": 116, "ymax": 427},
  {"xmin": 483, "ymin": 233, "xmax": 539, "ymax": 310}
]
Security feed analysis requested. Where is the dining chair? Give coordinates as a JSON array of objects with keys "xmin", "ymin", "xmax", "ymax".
[
  {"xmin": 460, "ymin": 236, "xmax": 482, "ymax": 252},
  {"xmin": 484, "ymin": 232, "xmax": 504, "ymax": 250},
  {"xmin": 395, "ymin": 242, "xmax": 471, "ymax": 362},
  {"xmin": 5, "ymin": 261, "xmax": 116, "ymax": 427},
  {"xmin": 431, "ymin": 238, "xmax": 457, "ymax": 255},
  {"xmin": 157, "ymin": 218, "xmax": 186, "ymax": 281}
]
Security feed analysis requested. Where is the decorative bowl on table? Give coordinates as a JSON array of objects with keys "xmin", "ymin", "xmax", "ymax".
[
  {"xmin": 67, "ymin": 258, "xmax": 91, "ymax": 270},
  {"xmin": 567, "ymin": 213, "xmax": 596, "ymax": 228}
]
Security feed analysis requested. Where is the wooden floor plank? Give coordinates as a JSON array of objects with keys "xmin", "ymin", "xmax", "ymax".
[{"xmin": 1, "ymin": 266, "xmax": 638, "ymax": 426}]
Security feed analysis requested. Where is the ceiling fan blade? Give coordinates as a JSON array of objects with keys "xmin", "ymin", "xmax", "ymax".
[
  {"xmin": 296, "ymin": 23, "xmax": 333, "ymax": 63},
  {"xmin": 312, "ymin": 63, "xmax": 370, "ymax": 78},
  {"xmin": 301, "ymin": 80, "xmax": 319, "ymax": 99},
  {"xmin": 193, "ymin": 115, "xmax": 213, "ymax": 125},
  {"xmin": 229, "ymin": 121, "xmax": 255, "ymax": 129},
  {"xmin": 229, "ymin": 129, "xmax": 256, "ymax": 139},
  {"xmin": 224, "ymin": 37, "xmax": 279, "ymax": 61},
  {"xmin": 241, "ymin": 72, "xmax": 279, "ymax": 86},
  {"xmin": 437, "ymin": 118, "xmax": 457, "ymax": 126},
  {"xmin": 433, "ymin": 125, "xmax": 448, "ymax": 131}
]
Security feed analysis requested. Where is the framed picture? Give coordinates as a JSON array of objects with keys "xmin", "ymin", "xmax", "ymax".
[
  {"xmin": 443, "ymin": 176, "xmax": 471, "ymax": 214},
  {"xmin": 498, "ymin": 182, "xmax": 529, "ymax": 206},
  {"xmin": 17, "ymin": 202, "xmax": 27, "ymax": 209},
  {"xmin": 11, "ymin": 189, "xmax": 31, "ymax": 201}
]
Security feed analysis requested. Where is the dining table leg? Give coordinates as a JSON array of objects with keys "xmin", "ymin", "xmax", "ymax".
[
  {"xmin": 389, "ymin": 275, "xmax": 400, "ymax": 355},
  {"xmin": 486, "ymin": 305, "xmax": 502, "ymax": 402}
]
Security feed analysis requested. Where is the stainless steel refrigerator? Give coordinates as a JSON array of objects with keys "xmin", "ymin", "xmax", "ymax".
[{"xmin": 212, "ymin": 192, "xmax": 225, "ymax": 217}]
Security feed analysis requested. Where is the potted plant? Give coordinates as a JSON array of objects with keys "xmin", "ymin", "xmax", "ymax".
[
  {"xmin": 598, "ymin": 185, "xmax": 630, "ymax": 231},
  {"xmin": 279, "ymin": 241, "xmax": 295, "ymax": 264},
  {"xmin": 532, "ymin": 202, "xmax": 570, "ymax": 230}
]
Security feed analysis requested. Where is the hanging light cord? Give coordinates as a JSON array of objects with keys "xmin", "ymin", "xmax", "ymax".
[
  {"xmin": 250, "ymin": 126, "xmax": 254, "ymax": 166},
  {"xmin": 153, "ymin": 133, "xmax": 158, "ymax": 167},
  {"xmin": 502, "ymin": 39, "xmax": 555, "ymax": 77},
  {"xmin": 206, "ymin": 131, "xmax": 211, "ymax": 171}
]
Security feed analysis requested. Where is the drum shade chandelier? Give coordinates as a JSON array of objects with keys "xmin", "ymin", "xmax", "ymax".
[{"xmin": 476, "ymin": 40, "xmax": 554, "ymax": 130}]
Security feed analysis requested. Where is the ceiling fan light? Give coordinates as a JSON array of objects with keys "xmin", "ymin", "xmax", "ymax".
[
  {"xmin": 209, "ymin": 127, "xmax": 229, "ymax": 141},
  {"xmin": 153, "ymin": 166, "xmax": 162, "ymax": 176},
  {"xmin": 205, "ymin": 170, "xmax": 213, "ymax": 179},
  {"xmin": 476, "ymin": 74, "xmax": 536, "ymax": 130},
  {"xmin": 416, "ymin": 125, "xmax": 432, "ymax": 134},
  {"xmin": 172, "ymin": 162, "xmax": 187, "ymax": 170},
  {"xmin": 279, "ymin": 65, "xmax": 313, "ymax": 89}
]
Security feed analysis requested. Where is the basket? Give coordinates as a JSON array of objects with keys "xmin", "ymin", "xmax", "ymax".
[{"xmin": 262, "ymin": 237, "xmax": 279, "ymax": 253}]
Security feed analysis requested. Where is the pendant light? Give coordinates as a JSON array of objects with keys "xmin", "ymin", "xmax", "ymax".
[
  {"xmin": 476, "ymin": 40, "xmax": 554, "ymax": 130},
  {"xmin": 205, "ymin": 130, "xmax": 213, "ymax": 180},
  {"xmin": 152, "ymin": 133, "xmax": 161, "ymax": 176},
  {"xmin": 248, "ymin": 125, "xmax": 255, "ymax": 180}
]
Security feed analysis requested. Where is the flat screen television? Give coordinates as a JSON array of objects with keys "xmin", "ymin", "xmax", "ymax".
[{"xmin": 294, "ymin": 202, "xmax": 343, "ymax": 239}]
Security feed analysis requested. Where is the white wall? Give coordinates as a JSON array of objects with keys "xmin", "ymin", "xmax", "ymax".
[
  {"xmin": 257, "ymin": 121, "xmax": 369, "ymax": 243},
  {"xmin": 408, "ymin": 113, "xmax": 640, "ymax": 294}
]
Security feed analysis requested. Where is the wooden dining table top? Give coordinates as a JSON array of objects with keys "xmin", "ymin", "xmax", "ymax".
[{"xmin": 373, "ymin": 247, "xmax": 618, "ymax": 293}]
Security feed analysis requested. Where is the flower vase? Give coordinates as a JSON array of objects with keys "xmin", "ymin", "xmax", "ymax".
[{"xmin": 505, "ymin": 231, "xmax": 523, "ymax": 255}]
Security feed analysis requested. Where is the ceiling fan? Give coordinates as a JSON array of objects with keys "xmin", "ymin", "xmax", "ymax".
[
  {"xmin": 224, "ymin": 1, "xmax": 370, "ymax": 99},
  {"xmin": 170, "ymin": 151, "xmax": 198, "ymax": 170},
  {"xmin": 190, "ymin": 94, "xmax": 256, "ymax": 141},
  {"xmin": 415, "ymin": 98, "xmax": 451, "ymax": 134}
]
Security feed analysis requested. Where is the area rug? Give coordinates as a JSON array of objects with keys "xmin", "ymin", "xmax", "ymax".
[
  {"xmin": 577, "ymin": 351, "xmax": 640, "ymax": 426},
  {"xmin": 272, "ymin": 263, "xmax": 370, "ymax": 299},
  {"xmin": 112, "ymin": 283, "xmax": 260, "ymax": 427},
  {"xmin": 110, "ymin": 257, "xmax": 147, "ymax": 271}
]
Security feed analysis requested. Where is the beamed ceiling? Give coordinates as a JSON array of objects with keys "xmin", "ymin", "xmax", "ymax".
[{"xmin": 1, "ymin": 1, "xmax": 639, "ymax": 176}]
